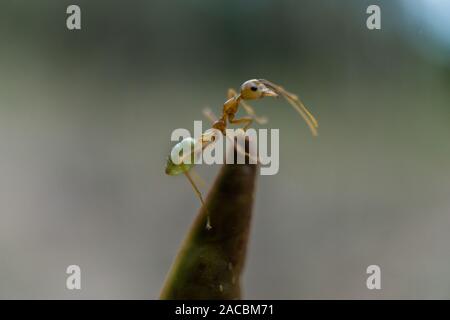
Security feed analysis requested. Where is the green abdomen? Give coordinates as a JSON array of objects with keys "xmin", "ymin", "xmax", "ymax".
[{"xmin": 165, "ymin": 137, "xmax": 198, "ymax": 176}]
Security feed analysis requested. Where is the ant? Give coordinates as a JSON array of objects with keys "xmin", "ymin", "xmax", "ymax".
[
  {"xmin": 165, "ymin": 79, "xmax": 318, "ymax": 229},
  {"xmin": 209, "ymin": 79, "xmax": 318, "ymax": 136}
]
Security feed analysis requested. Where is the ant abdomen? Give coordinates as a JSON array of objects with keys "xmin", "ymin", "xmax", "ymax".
[{"xmin": 165, "ymin": 137, "xmax": 199, "ymax": 176}]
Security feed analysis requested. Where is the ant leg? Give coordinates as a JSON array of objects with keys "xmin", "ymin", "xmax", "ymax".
[
  {"xmin": 228, "ymin": 88, "xmax": 268, "ymax": 124},
  {"xmin": 205, "ymin": 104, "xmax": 256, "ymax": 162},
  {"xmin": 227, "ymin": 88, "xmax": 236, "ymax": 99},
  {"xmin": 189, "ymin": 168, "xmax": 206, "ymax": 189},
  {"xmin": 228, "ymin": 114, "xmax": 253, "ymax": 131},
  {"xmin": 205, "ymin": 107, "xmax": 258, "ymax": 164},
  {"xmin": 184, "ymin": 171, "xmax": 212, "ymax": 230},
  {"xmin": 203, "ymin": 107, "xmax": 218, "ymax": 124},
  {"xmin": 184, "ymin": 171, "xmax": 205, "ymax": 207},
  {"xmin": 240, "ymin": 101, "xmax": 268, "ymax": 125},
  {"xmin": 201, "ymin": 108, "xmax": 221, "ymax": 151},
  {"xmin": 223, "ymin": 129, "xmax": 259, "ymax": 164}
]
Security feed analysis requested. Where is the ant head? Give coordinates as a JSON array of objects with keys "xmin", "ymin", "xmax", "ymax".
[{"xmin": 239, "ymin": 79, "xmax": 278, "ymax": 100}]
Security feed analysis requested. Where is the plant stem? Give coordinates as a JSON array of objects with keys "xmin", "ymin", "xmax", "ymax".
[{"xmin": 160, "ymin": 143, "xmax": 258, "ymax": 299}]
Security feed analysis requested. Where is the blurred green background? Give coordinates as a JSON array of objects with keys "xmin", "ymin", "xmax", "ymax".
[{"xmin": 0, "ymin": 0, "xmax": 449, "ymax": 299}]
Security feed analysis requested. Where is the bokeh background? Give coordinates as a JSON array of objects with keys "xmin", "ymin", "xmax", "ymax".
[{"xmin": 1, "ymin": 0, "xmax": 450, "ymax": 299}]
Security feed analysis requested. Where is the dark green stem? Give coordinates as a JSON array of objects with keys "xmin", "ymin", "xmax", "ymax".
[{"xmin": 160, "ymin": 146, "xmax": 258, "ymax": 299}]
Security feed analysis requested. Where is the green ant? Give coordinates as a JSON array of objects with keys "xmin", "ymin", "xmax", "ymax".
[{"xmin": 165, "ymin": 79, "xmax": 318, "ymax": 228}]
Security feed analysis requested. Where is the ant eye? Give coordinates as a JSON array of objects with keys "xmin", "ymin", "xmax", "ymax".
[{"xmin": 250, "ymin": 86, "xmax": 258, "ymax": 92}]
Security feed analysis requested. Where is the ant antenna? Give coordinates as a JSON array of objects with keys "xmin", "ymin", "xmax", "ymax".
[{"xmin": 259, "ymin": 79, "xmax": 319, "ymax": 136}]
